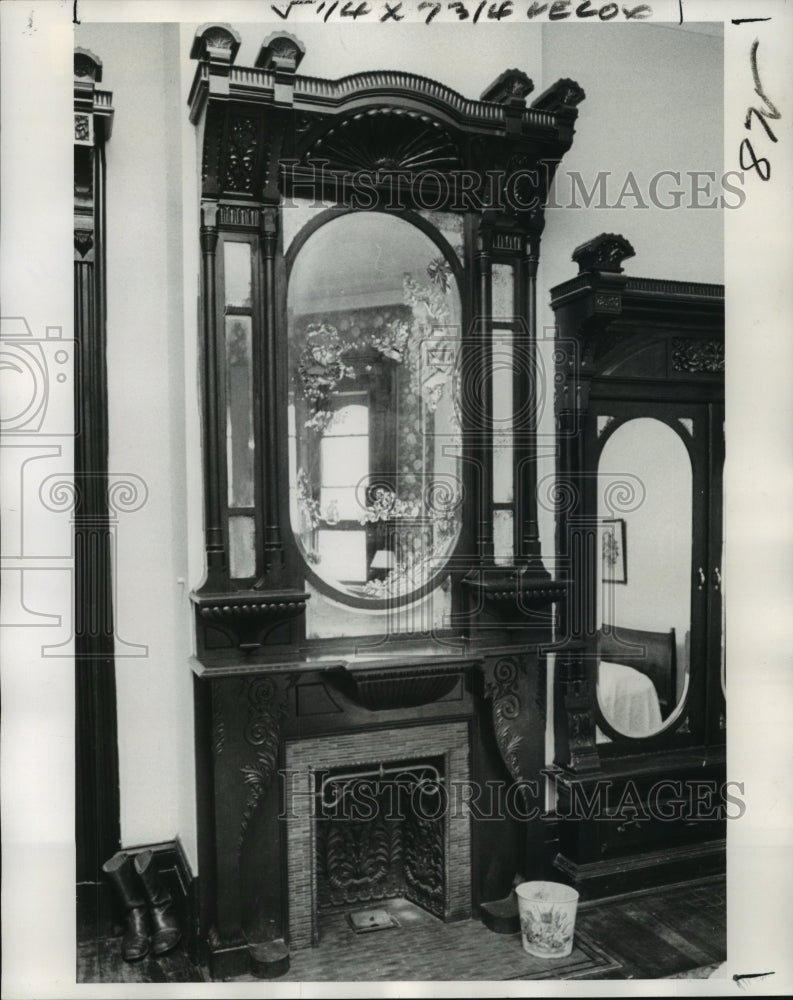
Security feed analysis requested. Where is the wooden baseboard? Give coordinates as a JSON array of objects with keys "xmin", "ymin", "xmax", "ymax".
[
  {"xmin": 77, "ymin": 837, "xmax": 199, "ymax": 964},
  {"xmin": 553, "ymin": 838, "xmax": 726, "ymax": 901}
]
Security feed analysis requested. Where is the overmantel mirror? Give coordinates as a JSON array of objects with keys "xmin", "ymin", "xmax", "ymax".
[
  {"xmin": 551, "ymin": 233, "xmax": 725, "ymax": 763},
  {"xmin": 287, "ymin": 209, "xmax": 464, "ymax": 607},
  {"xmin": 187, "ymin": 24, "xmax": 584, "ymax": 657}
]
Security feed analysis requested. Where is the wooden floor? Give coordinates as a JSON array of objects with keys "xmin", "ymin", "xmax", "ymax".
[
  {"xmin": 576, "ymin": 877, "xmax": 726, "ymax": 980},
  {"xmin": 77, "ymin": 876, "xmax": 725, "ymax": 984}
]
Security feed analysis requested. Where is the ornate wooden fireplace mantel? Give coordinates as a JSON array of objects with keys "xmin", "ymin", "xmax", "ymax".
[
  {"xmin": 186, "ymin": 23, "xmax": 584, "ymax": 978},
  {"xmin": 192, "ymin": 641, "xmax": 551, "ymax": 978}
]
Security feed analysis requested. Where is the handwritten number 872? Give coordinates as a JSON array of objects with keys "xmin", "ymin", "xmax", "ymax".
[{"xmin": 740, "ymin": 39, "xmax": 780, "ymax": 181}]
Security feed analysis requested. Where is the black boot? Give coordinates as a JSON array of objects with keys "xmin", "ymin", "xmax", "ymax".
[
  {"xmin": 102, "ymin": 852, "xmax": 149, "ymax": 962},
  {"xmin": 133, "ymin": 850, "xmax": 181, "ymax": 956}
]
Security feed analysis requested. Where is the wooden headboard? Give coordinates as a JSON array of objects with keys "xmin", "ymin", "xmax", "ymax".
[{"xmin": 598, "ymin": 626, "xmax": 677, "ymax": 716}]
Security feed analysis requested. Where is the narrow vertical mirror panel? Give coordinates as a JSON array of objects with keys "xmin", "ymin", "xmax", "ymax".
[
  {"xmin": 224, "ymin": 240, "xmax": 252, "ymax": 308},
  {"xmin": 287, "ymin": 212, "xmax": 463, "ymax": 604},
  {"xmin": 225, "ymin": 315, "xmax": 254, "ymax": 508},
  {"xmin": 491, "ymin": 329, "xmax": 514, "ymax": 507},
  {"xmin": 596, "ymin": 418, "xmax": 692, "ymax": 738}
]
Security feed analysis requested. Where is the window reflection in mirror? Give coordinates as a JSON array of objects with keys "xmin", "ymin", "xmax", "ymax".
[
  {"xmin": 287, "ymin": 212, "xmax": 463, "ymax": 604},
  {"xmin": 596, "ymin": 417, "xmax": 692, "ymax": 739}
]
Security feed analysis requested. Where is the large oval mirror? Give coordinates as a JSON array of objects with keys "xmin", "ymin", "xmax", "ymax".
[
  {"xmin": 287, "ymin": 212, "xmax": 463, "ymax": 604},
  {"xmin": 596, "ymin": 417, "xmax": 692, "ymax": 739}
]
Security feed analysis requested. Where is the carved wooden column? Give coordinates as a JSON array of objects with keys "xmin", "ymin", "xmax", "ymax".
[
  {"xmin": 198, "ymin": 203, "xmax": 228, "ymax": 590},
  {"xmin": 73, "ymin": 48, "xmax": 119, "ymax": 933},
  {"xmin": 256, "ymin": 207, "xmax": 284, "ymax": 582},
  {"xmin": 517, "ymin": 235, "xmax": 542, "ymax": 563},
  {"xmin": 473, "ymin": 222, "xmax": 494, "ymax": 566}
]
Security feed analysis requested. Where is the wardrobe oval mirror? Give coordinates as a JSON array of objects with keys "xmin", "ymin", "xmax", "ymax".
[
  {"xmin": 596, "ymin": 417, "xmax": 692, "ymax": 739},
  {"xmin": 287, "ymin": 211, "xmax": 463, "ymax": 604}
]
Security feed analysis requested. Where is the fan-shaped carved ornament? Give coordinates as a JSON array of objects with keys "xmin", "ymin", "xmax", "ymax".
[{"xmin": 305, "ymin": 108, "xmax": 462, "ymax": 174}]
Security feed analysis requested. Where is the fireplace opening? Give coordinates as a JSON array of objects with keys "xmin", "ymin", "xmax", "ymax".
[
  {"xmin": 315, "ymin": 756, "xmax": 446, "ymax": 919},
  {"xmin": 285, "ymin": 722, "xmax": 471, "ymax": 948}
]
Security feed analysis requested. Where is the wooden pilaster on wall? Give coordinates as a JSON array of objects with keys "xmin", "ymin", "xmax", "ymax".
[{"xmin": 74, "ymin": 47, "xmax": 119, "ymax": 937}]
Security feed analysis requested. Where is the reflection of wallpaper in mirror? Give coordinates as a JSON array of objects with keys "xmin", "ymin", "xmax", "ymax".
[
  {"xmin": 287, "ymin": 212, "xmax": 462, "ymax": 614},
  {"xmin": 290, "ymin": 304, "xmax": 429, "ymax": 508}
]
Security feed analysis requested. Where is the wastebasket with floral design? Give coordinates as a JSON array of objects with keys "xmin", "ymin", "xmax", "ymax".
[{"xmin": 515, "ymin": 881, "xmax": 580, "ymax": 959}]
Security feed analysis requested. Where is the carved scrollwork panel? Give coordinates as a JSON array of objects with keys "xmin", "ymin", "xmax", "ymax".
[
  {"xmin": 483, "ymin": 656, "xmax": 525, "ymax": 788},
  {"xmin": 238, "ymin": 675, "xmax": 290, "ymax": 853},
  {"xmin": 212, "ymin": 700, "xmax": 226, "ymax": 756}
]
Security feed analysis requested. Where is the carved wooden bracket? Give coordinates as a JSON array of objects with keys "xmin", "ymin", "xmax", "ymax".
[
  {"xmin": 480, "ymin": 654, "xmax": 534, "ymax": 795},
  {"xmin": 192, "ymin": 590, "xmax": 309, "ymax": 653},
  {"xmin": 481, "ymin": 69, "xmax": 535, "ymax": 106},
  {"xmin": 531, "ymin": 78, "xmax": 586, "ymax": 115}
]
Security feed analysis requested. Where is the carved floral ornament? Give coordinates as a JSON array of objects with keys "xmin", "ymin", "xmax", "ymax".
[
  {"xmin": 672, "ymin": 338, "xmax": 725, "ymax": 374},
  {"xmin": 75, "ymin": 115, "xmax": 91, "ymax": 142},
  {"xmin": 256, "ymin": 31, "xmax": 306, "ymax": 71},
  {"xmin": 204, "ymin": 31, "xmax": 234, "ymax": 49},
  {"xmin": 189, "ymin": 22, "xmax": 242, "ymax": 62},
  {"xmin": 189, "ymin": 23, "xmax": 586, "ymax": 197}
]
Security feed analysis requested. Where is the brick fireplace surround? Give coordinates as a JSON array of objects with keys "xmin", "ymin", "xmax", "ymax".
[{"xmin": 285, "ymin": 721, "xmax": 472, "ymax": 948}]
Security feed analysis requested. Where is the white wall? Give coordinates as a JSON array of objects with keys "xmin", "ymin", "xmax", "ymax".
[
  {"xmin": 537, "ymin": 22, "xmax": 724, "ymax": 561},
  {"xmin": 74, "ymin": 22, "xmax": 197, "ymax": 866}
]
